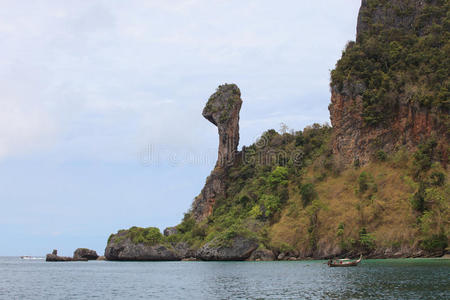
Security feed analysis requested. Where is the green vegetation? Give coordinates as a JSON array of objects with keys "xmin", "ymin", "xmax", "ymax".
[
  {"xmin": 331, "ymin": 0, "xmax": 449, "ymax": 126},
  {"xmin": 127, "ymin": 227, "xmax": 163, "ymax": 245},
  {"xmin": 112, "ymin": 129, "xmax": 448, "ymax": 256}
]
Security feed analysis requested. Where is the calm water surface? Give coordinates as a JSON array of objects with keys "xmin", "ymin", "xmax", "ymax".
[{"xmin": 1, "ymin": 257, "xmax": 449, "ymax": 299}]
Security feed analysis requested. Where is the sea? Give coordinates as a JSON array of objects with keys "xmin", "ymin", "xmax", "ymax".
[{"xmin": 0, "ymin": 257, "xmax": 449, "ymax": 299}]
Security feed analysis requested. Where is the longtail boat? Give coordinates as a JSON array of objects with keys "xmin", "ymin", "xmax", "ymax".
[{"xmin": 327, "ymin": 255, "xmax": 362, "ymax": 267}]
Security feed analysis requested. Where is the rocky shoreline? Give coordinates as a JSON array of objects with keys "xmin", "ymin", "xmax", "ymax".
[
  {"xmin": 45, "ymin": 241, "xmax": 448, "ymax": 262},
  {"xmin": 46, "ymin": 248, "xmax": 105, "ymax": 262},
  {"xmin": 103, "ymin": 227, "xmax": 448, "ymax": 262}
]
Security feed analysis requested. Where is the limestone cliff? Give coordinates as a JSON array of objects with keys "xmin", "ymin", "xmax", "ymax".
[
  {"xmin": 330, "ymin": 0, "xmax": 449, "ymax": 165},
  {"xmin": 191, "ymin": 84, "xmax": 243, "ymax": 221}
]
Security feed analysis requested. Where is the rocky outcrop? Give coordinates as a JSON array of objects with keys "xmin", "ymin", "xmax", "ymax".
[
  {"xmin": 46, "ymin": 249, "xmax": 79, "ymax": 262},
  {"xmin": 73, "ymin": 248, "xmax": 99, "ymax": 260},
  {"xmin": 329, "ymin": 88, "xmax": 445, "ymax": 165},
  {"xmin": 105, "ymin": 238, "xmax": 180, "ymax": 261},
  {"xmin": 104, "ymin": 230, "xmax": 196, "ymax": 261},
  {"xmin": 248, "ymin": 248, "xmax": 275, "ymax": 261},
  {"xmin": 192, "ymin": 84, "xmax": 243, "ymax": 221},
  {"xmin": 163, "ymin": 227, "xmax": 178, "ymax": 237},
  {"xmin": 105, "ymin": 230, "xmax": 259, "ymax": 261},
  {"xmin": 196, "ymin": 235, "xmax": 259, "ymax": 261}
]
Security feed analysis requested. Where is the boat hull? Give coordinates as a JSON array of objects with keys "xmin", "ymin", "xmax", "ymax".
[{"xmin": 328, "ymin": 255, "xmax": 362, "ymax": 267}]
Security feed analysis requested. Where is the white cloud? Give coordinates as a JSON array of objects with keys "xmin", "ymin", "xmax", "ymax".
[{"xmin": 0, "ymin": 0, "xmax": 361, "ymax": 161}]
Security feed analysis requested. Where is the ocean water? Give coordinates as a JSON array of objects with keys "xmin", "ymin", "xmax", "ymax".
[{"xmin": 0, "ymin": 257, "xmax": 449, "ymax": 299}]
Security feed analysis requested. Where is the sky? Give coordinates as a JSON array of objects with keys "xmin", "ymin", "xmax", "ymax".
[{"xmin": 0, "ymin": 0, "xmax": 362, "ymax": 256}]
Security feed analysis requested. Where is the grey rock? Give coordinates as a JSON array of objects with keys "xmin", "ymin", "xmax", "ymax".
[
  {"xmin": 46, "ymin": 250, "xmax": 75, "ymax": 262},
  {"xmin": 163, "ymin": 227, "xmax": 178, "ymax": 237},
  {"xmin": 197, "ymin": 235, "xmax": 258, "ymax": 261},
  {"xmin": 73, "ymin": 248, "xmax": 99, "ymax": 260},
  {"xmin": 105, "ymin": 230, "xmax": 192, "ymax": 261},
  {"xmin": 192, "ymin": 84, "xmax": 243, "ymax": 222},
  {"xmin": 248, "ymin": 248, "xmax": 275, "ymax": 261}
]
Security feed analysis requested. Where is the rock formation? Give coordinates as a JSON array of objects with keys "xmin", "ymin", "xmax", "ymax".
[
  {"xmin": 46, "ymin": 249, "xmax": 79, "ymax": 262},
  {"xmin": 192, "ymin": 84, "xmax": 243, "ymax": 221},
  {"xmin": 329, "ymin": 87, "xmax": 445, "ymax": 165},
  {"xmin": 196, "ymin": 235, "xmax": 259, "ymax": 261},
  {"xmin": 104, "ymin": 230, "xmax": 193, "ymax": 261},
  {"xmin": 163, "ymin": 227, "xmax": 178, "ymax": 237},
  {"xmin": 104, "ymin": 229, "xmax": 260, "ymax": 261},
  {"xmin": 73, "ymin": 248, "xmax": 99, "ymax": 260},
  {"xmin": 248, "ymin": 248, "xmax": 276, "ymax": 261}
]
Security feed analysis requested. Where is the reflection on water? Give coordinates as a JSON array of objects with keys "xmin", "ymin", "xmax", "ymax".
[{"xmin": 0, "ymin": 257, "xmax": 449, "ymax": 299}]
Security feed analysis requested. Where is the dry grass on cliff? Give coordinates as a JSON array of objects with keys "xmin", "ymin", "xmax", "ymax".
[{"xmin": 270, "ymin": 161, "xmax": 423, "ymax": 253}]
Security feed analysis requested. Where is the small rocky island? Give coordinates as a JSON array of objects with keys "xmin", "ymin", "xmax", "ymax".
[{"xmin": 46, "ymin": 248, "xmax": 103, "ymax": 262}]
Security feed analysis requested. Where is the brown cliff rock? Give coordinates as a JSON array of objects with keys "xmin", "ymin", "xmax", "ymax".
[
  {"xmin": 192, "ymin": 84, "xmax": 243, "ymax": 221},
  {"xmin": 329, "ymin": 88, "xmax": 445, "ymax": 165}
]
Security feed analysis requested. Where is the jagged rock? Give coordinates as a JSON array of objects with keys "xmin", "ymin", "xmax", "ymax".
[
  {"xmin": 173, "ymin": 242, "xmax": 196, "ymax": 258},
  {"xmin": 248, "ymin": 248, "xmax": 275, "ymax": 261},
  {"xmin": 163, "ymin": 227, "xmax": 178, "ymax": 237},
  {"xmin": 192, "ymin": 84, "xmax": 243, "ymax": 221},
  {"xmin": 96, "ymin": 256, "xmax": 106, "ymax": 261},
  {"xmin": 357, "ymin": 0, "xmax": 429, "ymax": 40},
  {"xmin": 46, "ymin": 250, "xmax": 74, "ymax": 262},
  {"xmin": 196, "ymin": 235, "xmax": 258, "ymax": 261},
  {"xmin": 105, "ymin": 230, "xmax": 191, "ymax": 261},
  {"xmin": 202, "ymin": 84, "xmax": 242, "ymax": 167},
  {"xmin": 73, "ymin": 248, "xmax": 99, "ymax": 260}
]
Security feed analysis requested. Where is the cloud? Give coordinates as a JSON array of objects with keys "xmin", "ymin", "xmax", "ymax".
[{"xmin": 0, "ymin": 0, "xmax": 361, "ymax": 162}]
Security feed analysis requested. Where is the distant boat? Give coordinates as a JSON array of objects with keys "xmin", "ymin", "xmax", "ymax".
[
  {"xmin": 327, "ymin": 255, "xmax": 362, "ymax": 267},
  {"xmin": 20, "ymin": 256, "xmax": 44, "ymax": 260}
]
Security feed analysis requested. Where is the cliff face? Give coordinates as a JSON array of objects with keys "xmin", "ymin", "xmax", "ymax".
[
  {"xmin": 330, "ymin": 86, "xmax": 445, "ymax": 165},
  {"xmin": 330, "ymin": 0, "xmax": 449, "ymax": 165},
  {"xmin": 192, "ymin": 84, "xmax": 243, "ymax": 221}
]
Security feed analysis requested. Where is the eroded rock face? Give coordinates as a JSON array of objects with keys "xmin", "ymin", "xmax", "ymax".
[
  {"xmin": 248, "ymin": 248, "xmax": 275, "ymax": 261},
  {"xmin": 104, "ymin": 230, "xmax": 192, "ymax": 261},
  {"xmin": 163, "ymin": 227, "xmax": 178, "ymax": 237},
  {"xmin": 46, "ymin": 250, "xmax": 76, "ymax": 262},
  {"xmin": 357, "ymin": 0, "xmax": 428, "ymax": 40},
  {"xmin": 196, "ymin": 235, "xmax": 258, "ymax": 261},
  {"xmin": 202, "ymin": 84, "xmax": 242, "ymax": 167},
  {"xmin": 192, "ymin": 84, "xmax": 243, "ymax": 221},
  {"xmin": 73, "ymin": 248, "xmax": 99, "ymax": 260},
  {"xmin": 329, "ymin": 76, "xmax": 446, "ymax": 166}
]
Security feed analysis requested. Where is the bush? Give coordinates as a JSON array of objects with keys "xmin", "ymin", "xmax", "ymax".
[
  {"xmin": 300, "ymin": 183, "xmax": 317, "ymax": 207},
  {"xmin": 336, "ymin": 222, "xmax": 345, "ymax": 237},
  {"xmin": 411, "ymin": 183, "xmax": 426, "ymax": 212},
  {"xmin": 128, "ymin": 227, "xmax": 163, "ymax": 245},
  {"xmin": 359, "ymin": 227, "xmax": 376, "ymax": 251},
  {"xmin": 268, "ymin": 166, "xmax": 289, "ymax": 188},
  {"xmin": 177, "ymin": 213, "xmax": 195, "ymax": 233},
  {"xmin": 261, "ymin": 194, "xmax": 282, "ymax": 218},
  {"xmin": 358, "ymin": 172, "xmax": 369, "ymax": 193},
  {"xmin": 412, "ymin": 139, "xmax": 437, "ymax": 178},
  {"xmin": 375, "ymin": 150, "xmax": 387, "ymax": 161},
  {"xmin": 420, "ymin": 234, "xmax": 448, "ymax": 252},
  {"xmin": 430, "ymin": 171, "xmax": 445, "ymax": 186}
]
